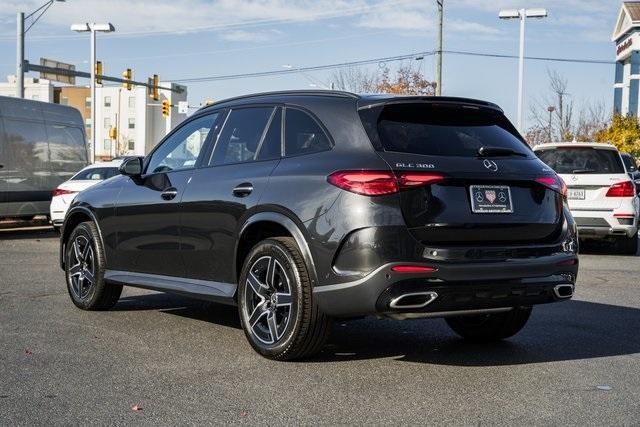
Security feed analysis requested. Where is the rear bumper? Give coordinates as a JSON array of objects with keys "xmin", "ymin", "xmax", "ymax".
[
  {"xmin": 313, "ymin": 255, "xmax": 578, "ymax": 318},
  {"xmin": 571, "ymin": 203, "xmax": 639, "ymax": 239}
]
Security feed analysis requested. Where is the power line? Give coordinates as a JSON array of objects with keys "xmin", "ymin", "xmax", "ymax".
[
  {"xmin": 170, "ymin": 51, "xmax": 436, "ymax": 83},
  {"xmin": 168, "ymin": 49, "xmax": 613, "ymax": 84},
  {"xmin": 444, "ymin": 50, "xmax": 615, "ymax": 65}
]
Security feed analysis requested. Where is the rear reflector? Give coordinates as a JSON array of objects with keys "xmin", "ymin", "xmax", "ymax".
[
  {"xmin": 391, "ymin": 265, "xmax": 438, "ymax": 273},
  {"xmin": 52, "ymin": 188, "xmax": 77, "ymax": 197},
  {"xmin": 606, "ymin": 181, "xmax": 635, "ymax": 197},
  {"xmin": 613, "ymin": 213, "xmax": 635, "ymax": 218},
  {"xmin": 328, "ymin": 170, "xmax": 444, "ymax": 196},
  {"xmin": 535, "ymin": 175, "xmax": 567, "ymax": 198}
]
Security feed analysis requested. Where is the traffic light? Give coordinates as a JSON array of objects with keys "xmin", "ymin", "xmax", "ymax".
[
  {"xmin": 161, "ymin": 99, "xmax": 170, "ymax": 118},
  {"xmin": 108, "ymin": 127, "xmax": 117, "ymax": 140},
  {"xmin": 149, "ymin": 74, "xmax": 159, "ymax": 101},
  {"xmin": 95, "ymin": 61, "xmax": 103, "ymax": 85},
  {"xmin": 122, "ymin": 68, "xmax": 133, "ymax": 90}
]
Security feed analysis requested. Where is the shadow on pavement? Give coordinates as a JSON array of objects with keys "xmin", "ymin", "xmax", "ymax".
[
  {"xmin": 315, "ymin": 300, "xmax": 640, "ymax": 366},
  {"xmin": 115, "ymin": 292, "xmax": 241, "ymax": 329},
  {"xmin": 111, "ymin": 292, "xmax": 640, "ymax": 366}
]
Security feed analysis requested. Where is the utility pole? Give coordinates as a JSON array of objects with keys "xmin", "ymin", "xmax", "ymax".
[
  {"xmin": 16, "ymin": 12, "xmax": 24, "ymax": 98},
  {"xmin": 435, "ymin": 0, "xmax": 443, "ymax": 96}
]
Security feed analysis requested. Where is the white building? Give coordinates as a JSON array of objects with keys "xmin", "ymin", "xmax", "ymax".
[
  {"xmin": 613, "ymin": 2, "xmax": 640, "ymax": 115},
  {"xmin": 93, "ymin": 82, "xmax": 188, "ymax": 160},
  {"xmin": 0, "ymin": 75, "xmax": 54, "ymax": 102}
]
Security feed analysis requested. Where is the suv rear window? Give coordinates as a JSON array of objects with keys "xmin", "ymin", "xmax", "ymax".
[
  {"xmin": 71, "ymin": 167, "xmax": 119, "ymax": 180},
  {"xmin": 536, "ymin": 147, "xmax": 625, "ymax": 174},
  {"xmin": 359, "ymin": 103, "xmax": 529, "ymax": 157}
]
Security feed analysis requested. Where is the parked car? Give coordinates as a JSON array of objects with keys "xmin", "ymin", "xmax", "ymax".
[
  {"xmin": 0, "ymin": 96, "xmax": 88, "ymax": 219},
  {"xmin": 534, "ymin": 142, "xmax": 639, "ymax": 254},
  {"xmin": 621, "ymin": 152, "xmax": 640, "ymax": 194},
  {"xmin": 50, "ymin": 160, "xmax": 123, "ymax": 230},
  {"xmin": 59, "ymin": 91, "xmax": 578, "ymax": 360}
]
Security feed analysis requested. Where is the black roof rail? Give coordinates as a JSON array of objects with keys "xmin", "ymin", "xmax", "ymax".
[{"xmin": 199, "ymin": 89, "xmax": 359, "ymax": 110}]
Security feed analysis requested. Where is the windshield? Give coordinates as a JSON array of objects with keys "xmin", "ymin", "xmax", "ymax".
[
  {"xmin": 359, "ymin": 103, "xmax": 530, "ymax": 157},
  {"xmin": 536, "ymin": 147, "xmax": 625, "ymax": 174}
]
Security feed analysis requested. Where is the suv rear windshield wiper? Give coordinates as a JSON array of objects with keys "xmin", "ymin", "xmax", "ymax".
[{"xmin": 477, "ymin": 146, "xmax": 528, "ymax": 157}]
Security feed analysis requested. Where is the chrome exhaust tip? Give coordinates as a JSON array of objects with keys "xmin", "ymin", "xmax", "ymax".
[
  {"xmin": 389, "ymin": 291, "xmax": 438, "ymax": 309},
  {"xmin": 553, "ymin": 284, "xmax": 574, "ymax": 299}
]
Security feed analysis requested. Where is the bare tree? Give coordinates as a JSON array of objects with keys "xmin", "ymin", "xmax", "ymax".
[
  {"xmin": 528, "ymin": 69, "xmax": 606, "ymax": 144},
  {"xmin": 331, "ymin": 67, "xmax": 378, "ymax": 93},
  {"xmin": 331, "ymin": 63, "xmax": 435, "ymax": 95}
]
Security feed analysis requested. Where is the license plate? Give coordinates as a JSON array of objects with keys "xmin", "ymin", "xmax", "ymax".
[
  {"xmin": 567, "ymin": 188, "xmax": 585, "ymax": 200},
  {"xmin": 470, "ymin": 185, "xmax": 513, "ymax": 213}
]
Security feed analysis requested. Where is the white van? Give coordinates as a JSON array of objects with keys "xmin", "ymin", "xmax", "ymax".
[{"xmin": 0, "ymin": 96, "xmax": 89, "ymax": 219}]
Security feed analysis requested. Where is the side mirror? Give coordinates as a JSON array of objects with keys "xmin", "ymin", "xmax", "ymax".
[{"xmin": 119, "ymin": 156, "xmax": 143, "ymax": 177}]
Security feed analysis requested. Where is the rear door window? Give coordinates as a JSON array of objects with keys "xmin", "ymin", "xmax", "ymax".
[
  {"xmin": 536, "ymin": 147, "xmax": 625, "ymax": 174},
  {"xmin": 284, "ymin": 108, "xmax": 331, "ymax": 156},
  {"xmin": 210, "ymin": 107, "xmax": 274, "ymax": 166},
  {"xmin": 359, "ymin": 103, "xmax": 529, "ymax": 157},
  {"xmin": 256, "ymin": 108, "xmax": 282, "ymax": 161}
]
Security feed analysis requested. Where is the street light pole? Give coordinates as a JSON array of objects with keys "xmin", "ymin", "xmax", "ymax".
[
  {"xmin": 517, "ymin": 9, "xmax": 526, "ymax": 133},
  {"xmin": 72, "ymin": 22, "xmax": 115, "ymax": 163},
  {"xmin": 435, "ymin": 0, "xmax": 443, "ymax": 96},
  {"xmin": 90, "ymin": 27, "xmax": 96, "ymax": 162},
  {"xmin": 15, "ymin": 0, "xmax": 66, "ymax": 98},
  {"xmin": 499, "ymin": 8, "xmax": 548, "ymax": 134},
  {"xmin": 16, "ymin": 12, "xmax": 24, "ymax": 98}
]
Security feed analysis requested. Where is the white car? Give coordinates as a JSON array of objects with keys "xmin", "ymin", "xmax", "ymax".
[
  {"xmin": 534, "ymin": 142, "xmax": 639, "ymax": 254},
  {"xmin": 50, "ymin": 160, "xmax": 122, "ymax": 230}
]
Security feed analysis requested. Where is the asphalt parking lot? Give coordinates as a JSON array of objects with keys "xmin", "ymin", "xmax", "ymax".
[{"xmin": 1, "ymin": 228, "xmax": 639, "ymax": 425}]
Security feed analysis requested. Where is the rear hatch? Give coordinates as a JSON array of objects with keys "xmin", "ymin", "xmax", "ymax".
[
  {"xmin": 535, "ymin": 146, "xmax": 628, "ymax": 211},
  {"xmin": 358, "ymin": 101, "xmax": 564, "ymax": 245}
]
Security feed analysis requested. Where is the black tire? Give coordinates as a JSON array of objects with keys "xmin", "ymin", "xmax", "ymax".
[
  {"xmin": 65, "ymin": 221, "xmax": 122, "ymax": 310},
  {"xmin": 238, "ymin": 237, "xmax": 331, "ymax": 360},
  {"xmin": 445, "ymin": 307, "xmax": 532, "ymax": 342},
  {"xmin": 615, "ymin": 232, "xmax": 638, "ymax": 255}
]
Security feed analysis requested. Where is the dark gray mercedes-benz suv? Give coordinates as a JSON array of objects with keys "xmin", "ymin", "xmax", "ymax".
[{"xmin": 60, "ymin": 91, "xmax": 579, "ymax": 360}]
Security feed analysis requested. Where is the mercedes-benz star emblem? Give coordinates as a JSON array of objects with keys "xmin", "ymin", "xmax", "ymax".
[{"xmin": 483, "ymin": 159, "xmax": 498, "ymax": 172}]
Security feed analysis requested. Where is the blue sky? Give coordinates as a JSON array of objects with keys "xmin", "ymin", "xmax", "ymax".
[{"xmin": 0, "ymin": 0, "xmax": 622, "ymax": 129}]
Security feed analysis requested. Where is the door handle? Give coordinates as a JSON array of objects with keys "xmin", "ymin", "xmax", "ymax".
[
  {"xmin": 232, "ymin": 183, "xmax": 253, "ymax": 198},
  {"xmin": 161, "ymin": 188, "xmax": 178, "ymax": 200}
]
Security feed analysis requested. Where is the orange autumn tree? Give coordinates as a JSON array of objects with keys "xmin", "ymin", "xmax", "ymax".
[{"xmin": 375, "ymin": 65, "xmax": 436, "ymax": 95}]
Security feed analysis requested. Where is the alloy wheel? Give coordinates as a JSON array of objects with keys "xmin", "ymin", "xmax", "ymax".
[
  {"xmin": 67, "ymin": 235, "xmax": 96, "ymax": 300},
  {"xmin": 243, "ymin": 255, "xmax": 293, "ymax": 345}
]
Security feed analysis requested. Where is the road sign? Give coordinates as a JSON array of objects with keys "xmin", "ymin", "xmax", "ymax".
[
  {"xmin": 178, "ymin": 101, "xmax": 189, "ymax": 114},
  {"xmin": 39, "ymin": 58, "xmax": 75, "ymax": 84}
]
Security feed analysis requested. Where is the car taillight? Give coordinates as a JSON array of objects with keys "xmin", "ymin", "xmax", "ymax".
[
  {"xmin": 391, "ymin": 265, "xmax": 438, "ymax": 273},
  {"xmin": 52, "ymin": 188, "xmax": 77, "ymax": 197},
  {"xmin": 535, "ymin": 175, "xmax": 567, "ymax": 198},
  {"xmin": 606, "ymin": 181, "xmax": 635, "ymax": 197},
  {"xmin": 327, "ymin": 171, "xmax": 445, "ymax": 196}
]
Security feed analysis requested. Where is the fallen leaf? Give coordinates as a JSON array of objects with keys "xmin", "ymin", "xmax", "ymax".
[
  {"xmin": 24, "ymin": 348, "xmax": 33, "ymax": 356},
  {"xmin": 240, "ymin": 411, "xmax": 248, "ymax": 417},
  {"xmin": 596, "ymin": 385, "xmax": 612, "ymax": 391},
  {"xmin": 131, "ymin": 405, "xmax": 142, "ymax": 411}
]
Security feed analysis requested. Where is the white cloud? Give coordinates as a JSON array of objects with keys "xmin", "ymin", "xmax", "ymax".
[{"xmin": 222, "ymin": 29, "xmax": 283, "ymax": 42}]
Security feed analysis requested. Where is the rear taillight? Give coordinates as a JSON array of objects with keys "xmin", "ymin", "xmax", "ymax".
[
  {"xmin": 52, "ymin": 188, "xmax": 76, "ymax": 197},
  {"xmin": 391, "ymin": 265, "xmax": 438, "ymax": 273},
  {"xmin": 606, "ymin": 181, "xmax": 635, "ymax": 197},
  {"xmin": 327, "ymin": 171, "xmax": 444, "ymax": 196},
  {"xmin": 535, "ymin": 175, "xmax": 567, "ymax": 198}
]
